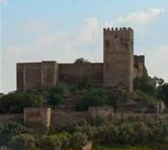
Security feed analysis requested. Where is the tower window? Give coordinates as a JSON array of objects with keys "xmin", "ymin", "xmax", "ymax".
[{"xmin": 105, "ymin": 40, "xmax": 110, "ymax": 47}]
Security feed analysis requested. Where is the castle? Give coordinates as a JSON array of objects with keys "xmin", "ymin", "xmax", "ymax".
[{"xmin": 17, "ymin": 27, "xmax": 147, "ymax": 92}]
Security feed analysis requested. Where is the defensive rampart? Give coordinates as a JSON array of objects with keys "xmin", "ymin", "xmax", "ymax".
[{"xmin": 59, "ymin": 63, "xmax": 103, "ymax": 84}]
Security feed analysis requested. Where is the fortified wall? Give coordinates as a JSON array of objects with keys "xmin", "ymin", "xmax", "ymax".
[{"xmin": 17, "ymin": 27, "xmax": 148, "ymax": 92}]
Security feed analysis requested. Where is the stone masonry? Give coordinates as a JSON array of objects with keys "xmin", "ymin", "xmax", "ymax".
[
  {"xmin": 17, "ymin": 27, "xmax": 148, "ymax": 92},
  {"xmin": 23, "ymin": 108, "xmax": 51, "ymax": 132},
  {"xmin": 17, "ymin": 61, "xmax": 58, "ymax": 91},
  {"xmin": 103, "ymin": 27, "xmax": 134, "ymax": 91}
]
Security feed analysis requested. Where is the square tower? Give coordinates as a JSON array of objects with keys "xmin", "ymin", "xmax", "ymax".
[
  {"xmin": 103, "ymin": 27, "xmax": 134, "ymax": 92},
  {"xmin": 17, "ymin": 61, "xmax": 58, "ymax": 91}
]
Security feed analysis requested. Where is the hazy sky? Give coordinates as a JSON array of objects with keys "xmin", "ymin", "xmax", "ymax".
[{"xmin": 1, "ymin": 0, "xmax": 168, "ymax": 93}]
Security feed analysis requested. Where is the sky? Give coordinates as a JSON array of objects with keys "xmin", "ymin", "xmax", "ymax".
[{"xmin": 0, "ymin": 0, "xmax": 168, "ymax": 93}]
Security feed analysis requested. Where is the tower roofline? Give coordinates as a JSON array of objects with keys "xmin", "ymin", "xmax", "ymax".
[{"xmin": 103, "ymin": 27, "xmax": 133, "ymax": 32}]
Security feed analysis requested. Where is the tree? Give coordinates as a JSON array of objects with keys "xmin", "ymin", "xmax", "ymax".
[
  {"xmin": 47, "ymin": 83, "xmax": 64, "ymax": 109},
  {"xmin": 70, "ymin": 132, "xmax": 88, "ymax": 149},
  {"xmin": 107, "ymin": 89, "xmax": 129, "ymax": 112},
  {"xmin": 74, "ymin": 58, "xmax": 90, "ymax": 65},
  {"xmin": 37, "ymin": 135, "xmax": 62, "ymax": 150},
  {"xmin": 134, "ymin": 76, "xmax": 156, "ymax": 95},
  {"xmin": 0, "ymin": 92, "xmax": 43, "ymax": 113},
  {"xmin": 75, "ymin": 88, "xmax": 107, "ymax": 111},
  {"xmin": 48, "ymin": 93, "xmax": 62, "ymax": 109},
  {"xmin": 0, "ymin": 122, "xmax": 33, "ymax": 146},
  {"xmin": 157, "ymin": 83, "xmax": 168, "ymax": 107}
]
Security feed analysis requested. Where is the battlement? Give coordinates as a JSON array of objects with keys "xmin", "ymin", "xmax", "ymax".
[
  {"xmin": 103, "ymin": 27, "xmax": 133, "ymax": 41},
  {"xmin": 103, "ymin": 27, "xmax": 133, "ymax": 32}
]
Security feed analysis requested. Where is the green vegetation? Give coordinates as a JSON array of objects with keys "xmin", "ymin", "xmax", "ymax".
[
  {"xmin": 98, "ymin": 144, "xmax": 168, "ymax": 150},
  {"xmin": 75, "ymin": 119, "xmax": 168, "ymax": 146},
  {"xmin": 0, "ymin": 122, "xmax": 33, "ymax": 146},
  {"xmin": 74, "ymin": 57, "xmax": 90, "ymax": 64},
  {"xmin": 134, "ymin": 76, "xmax": 156, "ymax": 96},
  {"xmin": 0, "ymin": 74, "xmax": 168, "ymax": 150},
  {"xmin": 0, "ymin": 122, "xmax": 89, "ymax": 150},
  {"xmin": 9, "ymin": 134, "xmax": 36, "ymax": 150},
  {"xmin": 75, "ymin": 88, "xmax": 107, "ymax": 111},
  {"xmin": 75, "ymin": 86, "xmax": 130, "ymax": 112},
  {"xmin": 0, "ymin": 92, "xmax": 43, "ymax": 113},
  {"xmin": 0, "ymin": 82, "xmax": 65, "ymax": 113},
  {"xmin": 132, "ymin": 76, "xmax": 168, "ymax": 112},
  {"xmin": 46, "ymin": 82, "xmax": 65, "ymax": 109},
  {"xmin": 107, "ymin": 89, "xmax": 129, "ymax": 112},
  {"xmin": 1, "ymin": 75, "xmax": 166, "ymax": 114},
  {"xmin": 1, "ymin": 119, "xmax": 168, "ymax": 150},
  {"xmin": 157, "ymin": 83, "xmax": 168, "ymax": 107}
]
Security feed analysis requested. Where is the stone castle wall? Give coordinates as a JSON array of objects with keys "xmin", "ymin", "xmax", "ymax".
[
  {"xmin": 59, "ymin": 63, "xmax": 103, "ymax": 84},
  {"xmin": 23, "ymin": 108, "xmax": 51, "ymax": 132},
  {"xmin": 134, "ymin": 55, "xmax": 148, "ymax": 78},
  {"xmin": 88, "ymin": 106, "xmax": 114, "ymax": 119},
  {"xmin": 17, "ymin": 63, "xmax": 42, "ymax": 91},
  {"xmin": 17, "ymin": 61, "xmax": 58, "ymax": 91},
  {"xmin": 16, "ymin": 27, "xmax": 147, "ymax": 91}
]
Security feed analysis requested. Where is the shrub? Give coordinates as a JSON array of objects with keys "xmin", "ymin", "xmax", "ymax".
[
  {"xmin": 9, "ymin": 134, "xmax": 36, "ymax": 150},
  {"xmin": 37, "ymin": 133, "xmax": 70, "ymax": 150},
  {"xmin": 70, "ymin": 132, "xmax": 88, "ymax": 149},
  {"xmin": 156, "ymin": 83, "xmax": 168, "ymax": 107},
  {"xmin": 37, "ymin": 135, "xmax": 62, "ymax": 150},
  {"xmin": 107, "ymin": 89, "xmax": 129, "ymax": 112},
  {"xmin": 47, "ymin": 83, "xmax": 65, "ymax": 109},
  {"xmin": 0, "ymin": 147, "xmax": 9, "ymax": 150},
  {"xmin": 0, "ymin": 122, "xmax": 33, "ymax": 145},
  {"xmin": 133, "ymin": 76, "xmax": 156, "ymax": 96},
  {"xmin": 75, "ymin": 88, "xmax": 107, "ymax": 111},
  {"xmin": 0, "ymin": 92, "xmax": 43, "ymax": 113}
]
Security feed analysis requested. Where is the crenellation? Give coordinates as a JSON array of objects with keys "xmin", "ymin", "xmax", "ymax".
[
  {"xmin": 103, "ymin": 27, "xmax": 133, "ymax": 32},
  {"xmin": 103, "ymin": 27, "xmax": 133, "ymax": 42}
]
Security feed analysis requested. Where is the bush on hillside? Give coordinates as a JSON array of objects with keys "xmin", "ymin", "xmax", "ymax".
[
  {"xmin": 134, "ymin": 76, "xmax": 156, "ymax": 96},
  {"xmin": 47, "ymin": 83, "xmax": 65, "ymax": 109},
  {"xmin": 107, "ymin": 89, "xmax": 129, "ymax": 112},
  {"xmin": 9, "ymin": 134, "xmax": 36, "ymax": 150},
  {"xmin": 0, "ymin": 122, "xmax": 33, "ymax": 145},
  {"xmin": 0, "ymin": 92, "xmax": 43, "ymax": 113},
  {"xmin": 75, "ymin": 88, "xmax": 107, "ymax": 111},
  {"xmin": 156, "ymin": 83, "xmax": 168, "ymax": 107}
]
